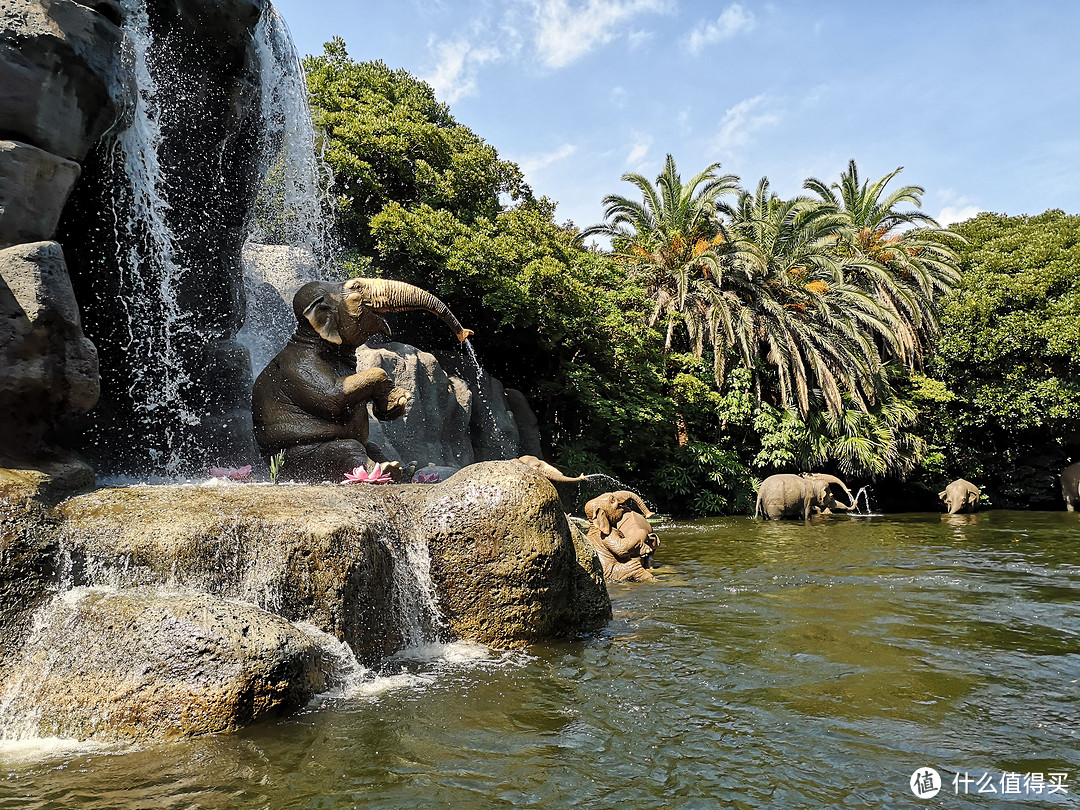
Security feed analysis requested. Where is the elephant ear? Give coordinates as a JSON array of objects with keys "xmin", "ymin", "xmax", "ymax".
[
  {"xmin": 938, "ymin": 490, "xmax": 947, "ymax": 501},
  {"xmin": 595, "ymin": 511, "xmax": 611, "ymax": 535},
  {"xmin": 302, "ymin": 295, "xmax": 342, "ymax": 345}
]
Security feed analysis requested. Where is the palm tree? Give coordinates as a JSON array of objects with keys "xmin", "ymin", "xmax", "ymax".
[
  {"xmin": 805, "ymin": 159, "xmax": 963, "ymax": 366},
  {"xmin": 712, "ymin": 178, "xmax": 896, "ymax": 416},
  {"xmin": 579, "ymin": 154, "xmax": 740, "ymax": 354}
]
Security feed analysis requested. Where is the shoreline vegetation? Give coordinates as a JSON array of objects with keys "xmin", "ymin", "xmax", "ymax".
[{"xmin": 290, "ymin": 38, "xmax": 1080, "ymax": 517}]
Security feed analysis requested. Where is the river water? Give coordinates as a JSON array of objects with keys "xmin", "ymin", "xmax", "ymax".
[{"xmin": 1, "ymin": 511, "xmax": 1077, "ymax": 808}]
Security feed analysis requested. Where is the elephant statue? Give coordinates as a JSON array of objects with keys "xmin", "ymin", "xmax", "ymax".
[
  {"xmin": 514, "ymin": 455, "xmax": 587, "ymax": 483},
  {"xmin": 583, "ymin": 490, "xmax": 659, "ymax": 582},
  {"xmin": 252, "ymin": 278, "xmax": 473, "ymax": 482},
  {"xmin": 755, "ymin": 474, "xmax": 831, "ymax": 520},
  {"xmin": 800, "ymin": 472, "xmax": 856, "ymax": 514},
  {"xmin": 939, "ymin": 478, "xmax": 980, "ymax": 514},
  {"xmin": 1061, "ymin": 462, "xmax": 1080, "ymax": 511}
]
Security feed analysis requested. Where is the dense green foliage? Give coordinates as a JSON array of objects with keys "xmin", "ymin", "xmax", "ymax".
[
  {"xmin": 303, "ymin": 40, "xmax": 669, "ymax": 480},
  {"xmin": 905, "ymin": 211, "xmax": 1080, "ymax": 508},
  {"xmin": 299, "ymin": 38, "xmax": 1078, "ymax": 514}
]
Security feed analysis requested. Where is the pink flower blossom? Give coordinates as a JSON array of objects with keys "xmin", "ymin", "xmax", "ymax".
[
  {"xmin": 342, "ymin": 462, "xmax": 394, "ymax": 484},
  {"xmin": 411, "ymin": 471, "xmax": 440, "ymax": 483},
  {"xmin": 209, "ymin": 465, "xmax": 253, "ymax": 482}
]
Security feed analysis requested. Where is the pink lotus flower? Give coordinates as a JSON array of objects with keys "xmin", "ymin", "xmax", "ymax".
[
  {"xmin": 411, "ymin": 471, "xmax": 440, "ymax": 483},
  {"xmin": 209, "ymin": 465, "xmax": 253, "ymax": 482},
  {"xmin": 342, "ymin": 463, "xmax": 394, "ymax": 484}
]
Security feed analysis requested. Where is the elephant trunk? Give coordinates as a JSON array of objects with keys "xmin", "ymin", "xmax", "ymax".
[
  {"xmin": 349, "ymin": 278, "xmax": 474, "ymax": 342},
  {"xmin": 813, "ymin": 473, "xmax": 855, "ymax": 507},
  {"xmin": 623, "ymin": 491, "xmax": 655, "ymax": 519}
]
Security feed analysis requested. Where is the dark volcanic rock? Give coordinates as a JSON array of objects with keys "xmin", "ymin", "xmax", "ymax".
[
  {"xmin": 0, "ymin": 0, "xmax": 135, "ymax": 162},
  {"xmin": 0, "ymin": 241, "xmax": 99, "ymax": 454}
]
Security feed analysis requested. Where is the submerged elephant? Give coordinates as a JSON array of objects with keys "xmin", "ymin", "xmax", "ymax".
[
  {"xmin": 1061, "ymin": 462, "xmax": 1080, "ymax": 511},
  {"xmin": 801, "ymin": 472, "xmax": 856, "ymax": 514},
  {"xmin": 514, "ymin": 455, "xmax": 587, "ymax": 483},
  {"xmin": 755, "ymin": 474, "xmax": 831, "ymax": 520},
  {"xmin": 939, "ymin": 478, "xmax": 980, "ymax": 514},
  {"xmin": 584, "ymin": 490, "xmax": 659, "ymax": 582},
  {"xmin": 252, "ymin": 278, "xmax": 473, "ymax": 482}
]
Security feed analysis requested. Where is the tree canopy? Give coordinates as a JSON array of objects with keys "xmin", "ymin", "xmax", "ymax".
[{"xmin": 298, "ymin": 37, "xmax": 1078, "ymax": 514}]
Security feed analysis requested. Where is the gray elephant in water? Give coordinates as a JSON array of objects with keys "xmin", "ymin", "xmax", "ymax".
[
  {"xmin": 940, "ymin": 478, "xmax": 981, "ymax": 514},
  {"xmin": 514, "ymin": 455, "xmax": 587, "ymax": 483},
  {"xmin": 755, "ymin": 474, "xmax": 832, "ymax": 520},
  {"xmin": 252, "ymin": 278, "xmax": 473, "ymax": 482},
  {"xmin": 1061, "ymin": 462, "xmax": 1080, "ymax": 511},
  {"xmin": 584, "ymin": 490, "xmax": 659, "ymax": 582}
]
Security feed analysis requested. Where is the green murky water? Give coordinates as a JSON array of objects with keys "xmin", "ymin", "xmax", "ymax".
[{"xmin": 2, "ymin": 511, "xmax": 1078, "ymax": 808}]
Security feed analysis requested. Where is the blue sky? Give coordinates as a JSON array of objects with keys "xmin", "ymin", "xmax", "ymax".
[{"xmin": 271, "ymin": 0, "xmax": 1080, "ymax": 235}]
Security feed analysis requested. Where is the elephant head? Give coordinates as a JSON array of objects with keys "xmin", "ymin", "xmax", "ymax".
[
  {"xmin": 514, "ymin": 455, "xmax": 587, "ymax": 483},
  {"xmin": 801, "ymin": 472, "xmax": 856, "ymax": 510},
  {"xmin": 939, "ymin": 478, "xmax": 980, "ymax": 514},
  {"xmin": 294, "ymin": 278, "xmax": 474, "ymax": 348},
  {"xmin": 584, "ymin": 490, "xmax": 655, "ymax": 535}
]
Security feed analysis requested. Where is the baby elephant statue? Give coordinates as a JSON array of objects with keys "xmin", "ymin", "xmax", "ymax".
[
  {"xmin": 939, "ymin": 478, "xmax": 980, "ymax": 514},
  {"xmin": 755, "ymin": 473, "xmax": 831, "ymax": 520},
  {"xmin": 584, "ymin": 491, "xmax": 659, "ymax": 582},
  {"xmin": 252, "ymin": 278, "xmax": 473, "ymax": 482}
]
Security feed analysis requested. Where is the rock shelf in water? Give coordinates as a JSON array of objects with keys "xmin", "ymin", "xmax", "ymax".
[{"xmin": 0, "ymin": 461, "xmax": 611, "ymax": 741}]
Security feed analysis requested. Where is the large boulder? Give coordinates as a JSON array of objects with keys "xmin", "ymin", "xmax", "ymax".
[
  {"xmin": 0, "ymin": 587, "xmax": 329, "ymax": 741},
  {"xmin": 0, "ymin": 140, "xmax": 81, "ymax": 249},
  {"xmin": 0, "ymin": 0, "xmax": 134, "ymax": 162},
  {"xmin": 0, "ymin": 495, "xmax": 59, "ymax": 668},
  {"xmin": 357, "ymin": 341, "xmax": 475, "ymax": 469},
  {"xmin": 423, "ymin": 462, "xmax": 610, "ymax": 645},
  {"xmin": 0, "ymin": 241, "xmax": 99, "ymax": 454}
]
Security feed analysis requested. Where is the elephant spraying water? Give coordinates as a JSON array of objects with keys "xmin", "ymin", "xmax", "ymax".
[{"xmin": 251, "ymin": 278, "xmax": 473, "ymax": 482}]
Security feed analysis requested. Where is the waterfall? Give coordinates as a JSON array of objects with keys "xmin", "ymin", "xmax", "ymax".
[
  {"xmin": 462, "ymin": 340, "xmax": 520, "ymax": 460},
  {"xmin": 248, "ymin": 3, "xmax": 334, "ymax": 269},
  {"xmin": 99, "ymin": 0, "xmax": 201, "ymax": 475},
  {"xmin": 384, "ymin": 531, "xmax": 444, "ymax": 649}
]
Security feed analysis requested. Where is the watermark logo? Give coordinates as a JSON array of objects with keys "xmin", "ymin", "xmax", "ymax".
[
  {"xmin": 911, "ymin": 768, "xmax": 942, "ymax": 798},
  {"xmin": 910, "ymin": 768, "xmax": 1069, "ymax": 799}
]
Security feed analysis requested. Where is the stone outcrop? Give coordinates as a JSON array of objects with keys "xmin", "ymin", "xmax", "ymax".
[
  {"xmin": 0, "ymin": 462, "xmax": 610, "ymax": 740},
  {"xmin": 0, "ymin": 0, "xmax": 135, "ymax": 482},
  {"xmin": 0, "ymin": 241, "xmax": 99, "ymax": 455},
  {"xmin": 356, "ymin": 341, "xmax": 544, "ymax": 473},
  {"xmin": 0, "ymin": 587, "xmax": 329, "ymax": 741}
]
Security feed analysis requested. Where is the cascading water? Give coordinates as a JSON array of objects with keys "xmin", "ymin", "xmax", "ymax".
[
  {"xmin": 247, "ymin": 3, "xmax": 335, "ymax": 269},
  {"xmin": 462, "ymin": 340, "xmax": 520, "ymax": 460},
  {"xmin": 383, "ymin": 532, "xmax": 444, "ymax": 649},
  {"xmin": 97, "ymin": 0, "xmax": 201, "ymax": 475}
]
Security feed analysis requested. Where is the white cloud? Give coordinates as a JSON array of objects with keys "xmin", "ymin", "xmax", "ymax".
[
  {"xmin": 687, "ymin": 3, "xmax": 755, "ymax": 54},
  {"xmin": 518, "ymin": 143, "xmax": 578, "ymax": 177},
  {"xmin": 528, "ymin": 0, "xmax": 668, "ymax": 69},
  {"xmin": 625, "ymin": 135, "xmax": 651, "ymax": 166},
  {"xmin": 423, "ymin": 38, "xmax": 501, "ymax": 104},
  {"xmin": 936, "ymin": 205, "xmax": 981, "ymax": 226},
  {"xmin": 712, "ymin": 94, "xmax": 780, "ymax": 156},
  {"xmin": 934, "ymin": 189, "xmax": 982, "ymax": 226}
]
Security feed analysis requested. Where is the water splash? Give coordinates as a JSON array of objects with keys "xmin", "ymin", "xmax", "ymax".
[
  {"xmin": 462, "ymin": 340, "xmax": 519, "ymax": 460},
  {"xmin": 850, "ymin": 486, "xmax": 878, "ymax": 516}
]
